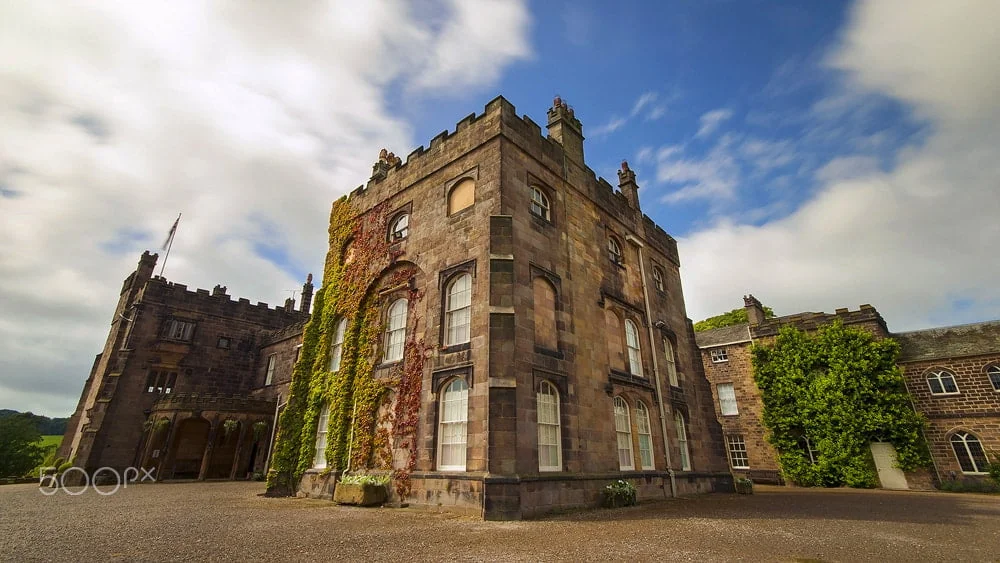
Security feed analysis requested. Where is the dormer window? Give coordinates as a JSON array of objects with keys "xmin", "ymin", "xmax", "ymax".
[
  {"xmin": 390, "ymin": 213, "xmax": 409, "ymax": 241},
  {"xmin": 608, "ymin": 237, "xmax": 623, "ymax": 265}
]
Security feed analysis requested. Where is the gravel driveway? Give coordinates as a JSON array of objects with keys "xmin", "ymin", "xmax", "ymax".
[{"xmin": 1, "ymin": 482, "xmax": 997, "ymax": 562}]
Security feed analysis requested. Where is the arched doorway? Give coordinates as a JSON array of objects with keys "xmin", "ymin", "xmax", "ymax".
[
  {"xmin": 170, "ymin": 418, "xmax": 210, "ymax": 479},
  {"xmin": 208, "ymin": 420, "xmax": 241, "ymax": 479}
]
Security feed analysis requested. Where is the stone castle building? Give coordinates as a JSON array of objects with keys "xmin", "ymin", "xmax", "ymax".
[{"xmin": 696, "ymin": 295, "xmax": 999, "ymax": 489}]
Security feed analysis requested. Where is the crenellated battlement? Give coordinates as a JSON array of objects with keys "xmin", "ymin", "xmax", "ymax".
[
  {"xmin": 142, "ymin": 276, "xmax": 309, "ymax": 329},
  {"xmin": 752, "ymin": 304, "xmax": 888, "ymax": 338}
]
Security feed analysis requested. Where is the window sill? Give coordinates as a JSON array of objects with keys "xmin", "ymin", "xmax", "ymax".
[
  {"xmin": 441, "ymin": 342, "xmax": 471, "ymax": 354},
  {"xmin": 929, "ymin": 392, "xmax": 961, "ymax": 397},
  {"xmin": 533, "ymin": 346, "xmax": 563, "ymax": 359}
]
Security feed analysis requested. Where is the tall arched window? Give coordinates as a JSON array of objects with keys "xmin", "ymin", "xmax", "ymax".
[
  {"xmin": 530, "ymin": 186, "xmax": 550, "ymax": 221},
  {"xmin": 390, "ymin": 213, "xmax": 409, "ymax": 240},
  {"xmin": 951, "ymin": 432, "xmax": 989, "ymax": 473},
  {"xmin": 614, "ymin": 396, "xmax": 634, "ymax": 470},
  {"xmin": 438, "ymin": 379, "xmax": 469, "ymax": 471},
  {"xmin": 663, "ymin": 338, "xmax": 678, "ymax": 387},
  {"xmin": 329, "ymin": 318, "xmax": 347, "ymax": 372},
  {"xmin": 383, "ymin": 299, "xmax": 407, "ymax": 363},
  {"xmin": 533, "ymin": 277, "xmax": 558, "ymax": 351},
  {"xmin": 652, "ymin": 266, "xmax": 665, "ymax": 291},
  {"xmin": 636, "ymin": 401, "xmax": 654, "ymax": 469},
  {"xmin": 447, "ymin": 179, "xmax": 475, "ymax": 215},
  {"xmin": 987, "ymin": 365, "xmax": 1000, "ymax": 391},
  {"xmin": 674, "ymin": 411, "xmax": 691, "ymax": 470},
  {"xmin": 625, "ymin": 319, "xmax": 643, "ymax": 377},
  {"xmin": 605, "ymin": 310, "xmax": 625, "ymax": 371},
  {"xmin": 313, "ymin": 403, "xmax": 331, "ymax": 469},
  {"xmin": 608, "ymin": 237, "xmax": 623, "ymax": 265},
  {"xmin": 537, "ymin": 381, "xmax": 562, "ymax": 471},
  {"xmin": 445, "ymin": 273, "xmax": 472, "ymax": 345},
  {"xmin": 926, "ymin": 368, "xmax": 959, "ymax": 395}
]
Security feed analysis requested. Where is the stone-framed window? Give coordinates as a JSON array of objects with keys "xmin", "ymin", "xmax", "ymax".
[
  {"xmin": 313, "ymin": 403, "xmax": 330, "ymax": 469},
  {"xmin": 145, "ymin": 369, "xmax": 177, "ymax": 394},
  {"xmin": 652, "ymin": 266, "xmax": 665, "ymax": 292},
  {"xmin": 437, "ymin": 378, "xmax": 469, "ymax": 471},
  {"xmin": 532, "ymin": 276, "xmax": 558, "ymax": 351},
  {"xmin": 950, "ymin": 432, "xmax": 989, "ymax": 474},
  {"xmin": 663, "ymin": 337, "xmax": 679, "ymax": 387},
  {"xmin": 389, "ymin": 213, "xmax": 409, "ymax": 241},
  {"xmin": 383, "ymin": 298, "xmax": 408, "ymax": 363},
  {"xmin": 986, "ymin": 365, "xmax": 1000, "ymax": 392},
  {"xmin": 529, "ymin": 186, "xmax": 551, "ymax": 221},
  {"xmin": 718, "ymin": 383, "xmax": 738, "ymax": 416},
  {"xmin": 614, "ymin": 396, "xmax": 634, "ymax": 470},
  {"xmin": 161, "ymin": 319, "xmax": 195, "ymax": 342},
  {"xmin": 674, "ymin": 411, "xmax": 691, "ymax": 471},
  {"xmin": 329, "ymin": 318, "xmax": 347, "ymax": 371},
  {"xmin": 926, "ymin": 368, "xmax": 960, "ymax": 395},
  {"xmin": 624, "ymin": 319, "xmax": 644, "ymax": 377},
  {"xmin": 447, "ymin": 178, "xmax": 475, "ymax": 215},
  {"xmin": 608, "ymin": 236, "xmax": 624, "ymax": 265},
  {"xmin": 444, "ymin": 273, "xmax": 472, "ymax": 346},
  {"xmin": 636, "ymin": 401, "xmax": 654, "ymax": 470},
  {"xmin": 537, "ymin": 380, "xmax": 562, "ymax": 472},
  {"xmin": 727, "ymin": 434, "xmax": 750, "ymax": 469},
  {"xmin": 264, "ymin": 354, "xmax": 276, "ymax": 386},
  {"xmin": 710, "ymin": 348, "xmax": 729, "ymax": 363}
]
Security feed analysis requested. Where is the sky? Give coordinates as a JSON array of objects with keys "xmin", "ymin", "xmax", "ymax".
[{"xmin": 2, "ymin": 0, "xmax": 999, "ymax": 417}]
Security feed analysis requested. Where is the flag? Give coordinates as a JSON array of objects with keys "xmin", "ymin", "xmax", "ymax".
[{"xmin": 161, "ymin": 214, "xmax": 180, "ymax": 251}]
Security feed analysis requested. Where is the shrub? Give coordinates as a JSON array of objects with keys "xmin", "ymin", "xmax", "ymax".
[
  {"xmin": 602, "ymin": 479, "xmax": 637, "ymax": 508},
  {"xmin": 939, "ymin": 478, "xmax": 999, "ymax": 494},
  {"xmin": 988, "ymin": 455, "xmax": 1000, "ymax": 486}
]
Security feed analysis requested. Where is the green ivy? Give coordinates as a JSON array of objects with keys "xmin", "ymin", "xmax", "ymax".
[
  {"xmin": 751, "ymin": 321, "xmax": 931, "ymax": 487},
  {"xmin": 694, "ymin": 305, "xmax": 775, "ymax": 332}
]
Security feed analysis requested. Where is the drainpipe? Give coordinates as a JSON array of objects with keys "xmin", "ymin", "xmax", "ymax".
[
  {"xmin": 263, "ymin": 395, "xmax": 287, "ymax": 475},
  {"xmin": 627, "ymin": 235, "xmax": 677, "ymax": 498}
]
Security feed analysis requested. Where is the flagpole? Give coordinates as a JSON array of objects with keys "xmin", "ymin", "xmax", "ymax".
[{"xmin": 159, "ymin": 213, "xmax": 181, "ymax": 277}]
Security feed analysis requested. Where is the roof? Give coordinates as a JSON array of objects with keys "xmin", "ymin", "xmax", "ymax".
[
  {"xmin": 695, "ymin": 323, "xmax": 750, "ymax": 348},
  {"xmin": 893, "ymin": 320, "xmax": 1000, "ymax": 362}
]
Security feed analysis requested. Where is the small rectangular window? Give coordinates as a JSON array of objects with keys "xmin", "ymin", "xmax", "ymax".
[
  {"xmin": 710, "ymin": 348, "xmax": 729, "ymax": 363},
  {"xmin": 265, "ymin": 354, "xmax": 276, "ymax": 386},
  {"xmin": 727, "ymin": 435, "xmax": 749, "ymax": 469},
  {"xmin": 718, "ymin": 383, "xmax": 738, "ymax": 416},
  {"xmin": 162, "ymin": 319, "xmax": 196, "ymax": 342},
  {"xmin": 217, "ymin": 337, "xmax": 230, "ymax": 349}
]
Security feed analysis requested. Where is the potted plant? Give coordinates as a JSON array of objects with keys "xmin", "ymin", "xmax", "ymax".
[
  {"xmin": 602, "ymin": 479, "xmax": 637, "ymax": 508},
  {"xmin": 333, "ymin": 472, "xmax": 390, "ymax": 506},
  {"xmin": 735, "ymin": 476, "xmax": 754, "ymax": 495}
]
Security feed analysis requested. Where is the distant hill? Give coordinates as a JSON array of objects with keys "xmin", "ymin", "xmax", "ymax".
[{"xmin": 0, "ymin": 409, "xmax": 69, "ymax": 436}]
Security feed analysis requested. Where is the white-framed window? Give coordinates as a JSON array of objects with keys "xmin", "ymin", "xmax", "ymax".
[
  {"xmin": 265, "ymin": 354, "xmax": 276, "ymax": 386},
  {"xmin": 926, "ymin": 368, "xmax": 959, "ymax": 395},
  {"xmin": 951, "ymin": 432, "xmax": 989, "ymax": 474},
  {"xmin": 329, "ymin": 318, "xmax": 347, "ymax": 372},
  {"xmin": 313, "ymin": 403, "xmax": 331, "ymax": 469},
  {"xmin": 718, "ymin": 383, "xmax": 738, "ymax": 416},
  {"xmin": 614, "ymin": 396, "xmax": 634, "ymax": 470},
  {"xmin": 710, "ymin": 348, "xmax": 728, "ymax": 363},
  {"xmin": 986, "ymin": 365, "xmax": 1000, "ymax": 392},
  {"xmin": 727, "ymin": 434, "xmax": 749, "ymax": 469},
  {"xmin": 674, "ymin": 411, "xmax": 691, "ymax": 471},
  {"xmin": 636, "ymin": 401, "xmax": 654, "ymax": 470},
  {"xmin": 445, "ymin": 273, "xmax": 472, "ymax": 346},
  {"xmin": 145, "ymin": 370, "xmax": 176, "ymax": 394},
  {"xmin": 390, "ymin": 213, "xmax": 409, "ymax": 240},
  {"xmin": 624, "ymin": 319, "xmax": 643, "ymax": 377},
  {"xmin": 663, "ymin": 338, "xmax": 678, "ymax": 387},
  {"xmin": 652, "ymin": 267, "xmax": 665, "ymax": 292},
  {"xmin": 162, "ymin": 319, "xmax": 195, "ymax": 341},
  {"xmin": 530, "ymin": 186, "xmax": 550, "ymax": 221},
  {"xmin": 537, "ymin": 381, "xmax": 562, "ymax": 471},
  {"xmin": 383, "ymin": 298, "xmax": 408, "ymax": 363},
  {"xmin": 437, "ymin": 378, "xmax": 469, "ymax": 471},
  {"xmin": 608, "ymin": 237, "xmax": 623, "ymax": 265}
]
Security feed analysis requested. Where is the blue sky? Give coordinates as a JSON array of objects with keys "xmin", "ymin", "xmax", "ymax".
[{"xmin": 2, "ymin": 0, "xmax": 998, "ymax": 416}]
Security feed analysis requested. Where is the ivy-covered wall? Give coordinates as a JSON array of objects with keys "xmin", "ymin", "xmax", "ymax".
[
  {"xmin": 267, "ymin": 197, "xmax": 426, "ymax": 498},
  {"xmin": 751, "ymin": 321, "xmax": 931, "ymax": 487}
]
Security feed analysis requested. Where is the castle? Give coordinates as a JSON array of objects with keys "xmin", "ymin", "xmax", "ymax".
[{"xmin": 60, "ymin": 95, "xmax": 998, "ymax": 517}]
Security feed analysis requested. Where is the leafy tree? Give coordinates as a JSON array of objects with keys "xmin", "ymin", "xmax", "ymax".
[
  {"xmin": 694, "ymin": 305, "xmax": 775, "ymax": 332},
  {"xmin": 751, "ymin": 322, "xmax": 931, "ymax": 487},
  {"xmin": 0, "ymin": 414, "xmax": 46, "ymax": 477}
]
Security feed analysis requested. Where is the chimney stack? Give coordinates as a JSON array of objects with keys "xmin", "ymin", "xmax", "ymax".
[
  {"xmin": 546, "ymin": 96, "xmax": 585, "ymax": 165},
  {"xmin": 300, "ymin": 273, "xmax": 314, "ymax": 313},
  {"xmin": 617, "ymin": 160, "xmax": 641, "ymax": 212},
  {"xmin": 744, "ymin": 294, "xmax": 766, "ymax": 326}
]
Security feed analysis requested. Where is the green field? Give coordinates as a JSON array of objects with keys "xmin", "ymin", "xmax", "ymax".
[{"xmin": 40, "ymin": 435, "xmax": 62, "ymax": 451}]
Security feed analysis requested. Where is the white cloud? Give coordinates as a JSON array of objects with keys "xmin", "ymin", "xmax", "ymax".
[
  {"xmin": 657, "ymin": 136, "xmax": 742, "ymax": 203},
  {"xmin": 0, "ymin": 0, "xmax": 531, "ymax": 416},
  {"xmin": 680, "ymin": 0, "xmax": 1000, "ymax": 332},
  {"xmin": 589, "ymin": 116, "xmax": 628, "ymax": 137},
  {"xmin": 695, "ymin": 108, "xmax": 734, "ymax": 138}
]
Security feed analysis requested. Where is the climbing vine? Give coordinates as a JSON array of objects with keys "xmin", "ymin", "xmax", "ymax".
[
  {"xmin": 751, "ymin": 321, "xmax": 931, "ymax": 487},
  {"xmin": 267, "ymin": 194, "xmax": 427, "ymax": 499}
]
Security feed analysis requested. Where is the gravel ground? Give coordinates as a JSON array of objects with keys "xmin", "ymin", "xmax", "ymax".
[{"xmin": 1, "ymin": 482, "xmax": 998, "ymax": 562}]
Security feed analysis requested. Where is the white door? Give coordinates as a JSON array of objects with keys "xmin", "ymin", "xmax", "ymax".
[{"xmin": 870, "ymin": 442, "xmax": 909, "ymax": 490}]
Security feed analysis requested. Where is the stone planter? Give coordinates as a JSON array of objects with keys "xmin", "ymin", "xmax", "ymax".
[
  {"xmin": 735, "ymin": 480, "xmax": 754, "ymax": 495},
  {"xmin": 333, "ymin": 482, "xmax": 387, "ymax": 506}
]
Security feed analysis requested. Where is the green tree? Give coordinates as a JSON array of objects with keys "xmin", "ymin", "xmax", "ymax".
[
  {"xmin": 694, "ymin": 306, "xmax": 775, "ymax": 332},
  {"xmin": 751, "ymin": 322, "xmax": 931, "ymax": 487},
  {"xmin": 0, "ymin": 414, "xmax": 46, "ymax": 477}
]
